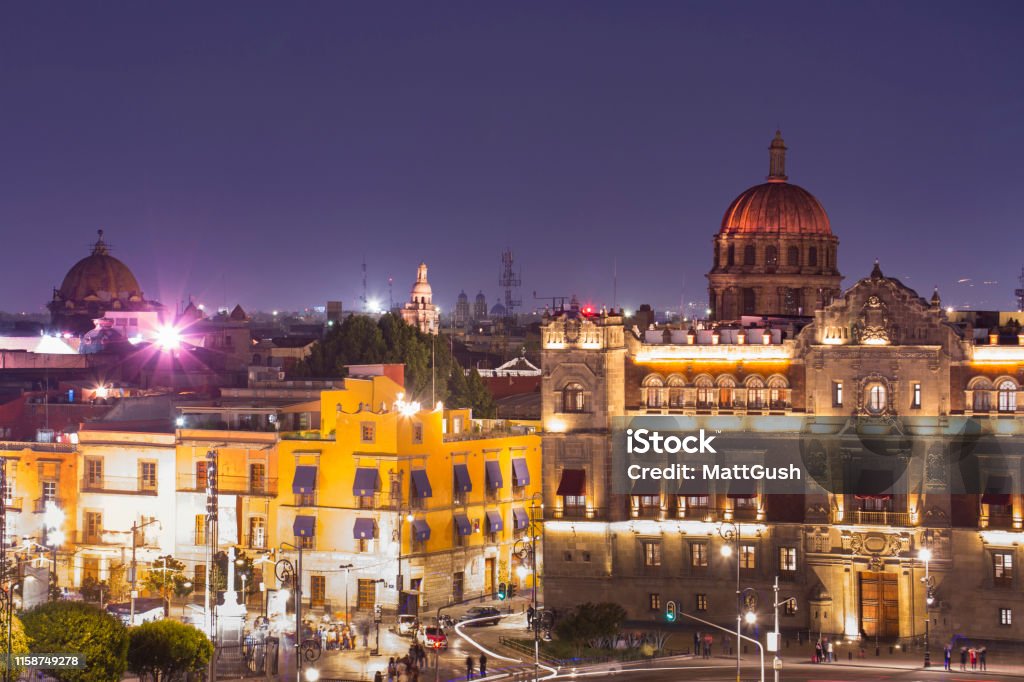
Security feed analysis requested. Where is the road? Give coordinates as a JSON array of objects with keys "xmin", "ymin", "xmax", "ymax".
[{"xmin": 553, "ymin": 665, "xmax": 1012, "ymax": 681}]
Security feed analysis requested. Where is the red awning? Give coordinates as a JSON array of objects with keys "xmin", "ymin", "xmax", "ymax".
[{"xmin": 557, "ymin": 469, "xmax": 586, "ymax": 496}]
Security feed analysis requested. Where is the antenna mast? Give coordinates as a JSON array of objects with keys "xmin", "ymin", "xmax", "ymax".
[
  {"xmin": 499, "ymin": 248, "xmax": 522, "ymax": 319},
  {"xmin": 1016, "ymin": 266, "xmax": 1024, "ymax": 312}
]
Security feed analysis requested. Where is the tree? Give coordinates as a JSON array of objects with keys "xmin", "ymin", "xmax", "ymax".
[
  {"xmin": 127, "ymin": 619, "xmax": 213, "ymax": 682},
  {"xmin": 554, "ymin": 602, "xmax": 627, "ymax": 655},
  {"xmin": 142, "ymin": 556, "xmax": 193, "ymax": 600},
  {"xmin": 21, "ymin": 601, "xmax": 129, "ymax": 682},
  {"xmin": 465, "ymin": 367, "xmax": 497, "ymax": 418},
  {"xmin": 295, "ymin": 313, "xmax": 454, "ymax": 405},
  {"xmin": 0, "ymin": 613, "xmax": 31, "ymax": 679},
  {"xmin": 79, "ymin": 575, "xmax": 110, "ymax": 604},
  {"xmin": 213, "ymin": 548, "xmax": 255, "ymax": 595}
]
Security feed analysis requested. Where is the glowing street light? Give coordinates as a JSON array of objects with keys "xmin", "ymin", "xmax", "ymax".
[
  {"xmin": 744, "ymin": 611, "xmax": 757, "ymax": 625},
  {"xmin": 155, "ymin": 326, "xmax": 181, "ymax": 351}
]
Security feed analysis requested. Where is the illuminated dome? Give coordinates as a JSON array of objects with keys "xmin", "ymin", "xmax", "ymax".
[
  {"xmin": 57, "ymin": 230, "xmax": 143, "ymax": 302},
  {"xmin": 411, "ymin": 262, "xmax": 433, "ymax": 300},
  {"xmin": 719, "ymin": 132, "xmax": 831, "ymax": 236}
]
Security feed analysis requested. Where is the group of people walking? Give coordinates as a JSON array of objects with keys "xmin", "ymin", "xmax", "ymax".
[{"xmin": 813, "ymin": 638, "xmax": 835, "ymax": 663}]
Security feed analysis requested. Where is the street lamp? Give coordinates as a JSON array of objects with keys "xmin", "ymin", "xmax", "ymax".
[
  {"xmin": 277, "ymin": 541, "xmax": 303, "ymax": 682},
  {"xmin": 919, "ymin": 547, "xmax": 934, "ymax": 668},
  {"xmin": 339, "ymin": 564, "xmax": 354, "ymax": 626},
  {"xmin": 720, "ymin": 521, "xmax": 742, "ymax": 682},
  {"xmin": 129, "ymin": 518, "xmax": 162, "ymax": 625},
  {"xmin": 771, "ymin": 576, "xmax": 797, "ymax": 682},
  {"xmin": 513, "ymin": 493, "xmax": 543, "ymax": 682}
]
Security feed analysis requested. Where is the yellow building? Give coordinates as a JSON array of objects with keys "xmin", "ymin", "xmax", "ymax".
[{"xmin": 275, "ymin": 374, "xmax": 542, "ymax": 618}]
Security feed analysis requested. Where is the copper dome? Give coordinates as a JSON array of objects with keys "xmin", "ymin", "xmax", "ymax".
[
  {"xmin": 720, "ymin": 181, "xmax": 831, "ymax": 235},
  {"xmin": 56, "ymin": 231, "xmax": 143, "ymax": 302},
  {"xmin": 719, "ymin": 131, "xmax": 831, "ymax": 236}
]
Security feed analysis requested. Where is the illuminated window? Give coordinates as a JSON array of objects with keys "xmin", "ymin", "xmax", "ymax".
[
  {"xmin": 740, "ymin": 544, "xmax": 756, "ymax": 570},
  {"xmin": 912, "ymin": 383, "xmax": 922, "ymax": 409},
  {"xmin": 765, "ymin": 246, "xmax": 778, "ymax": 269},
  {"xmin": 310, "ymin": 575, "xmax": 326, "ymax": 607},
  {"xmin": 833, "ymin": 382, "xmax": 843, "ymax": 407},
  {"xmin": 866, "ymin": 383, "xmax": 887, "ymax": 415},
  {"xmin": 562, "ymin": 383, "xmax": 586, "ymax": 413},
  {"xmin": 84, "ymin": 511, "xmax": 103, "ymax": 543},
  {"xmin": 249, "ymin": 463, "xmax": 266, "ymax": 493},
  {"xmin": 994, "ymin": 552, "xmax": 1014, "ymax": 587},
  {"xmin": 194, "ymin": 564, "xmax": 206, "ymax": 589},
  {"xmin": 779, "ymin": 547, "xmax": 797, "ymax": 572},
  {"xmin": 195, "ymin": 461, "xmax": 208, "ymax": 489},
  {"xmin": 644, "ymin": 376, "xmax": 664, "ymax": 408},
  {"xmin": 357, "ymin": 578, "xmax": 377, "ymax": 610},
  {"xmin": 687, "ymin": 495, "xmax": 710, "ymax": 510},
  {"xmin": 668, "ymin": 376, "xmax": 685, "ymax": 408},
  {"xmin": 696, "ymin": 376, "xmax": 714, "ymax": 409},
  {"xmin": 643, "ymin": 541, "xmax": 662, "ymax": 567},
  {"xmin": 999, "ymin": 381, "xmax": 1017, "ymax": 413},
  {"xmin": 1001, "ymin": 608, "xmax": 1013, "ymax": 626},
  {"xmin": 691, "ymin": 542, "xmax": 708, "ymax": 568},
  {"xmin": 194, "ymin": 514, "xmax": 206, "ymax": 545},
  {"xmin": 139, "ymin": 461, "xmax": 157, "ymax": 492},
  {"xmin": 248, "ymin": 517, "xmax": 266, "ymax": 549},
  {"xmin": 85, "ymin": 458, "xmax": 103, "ymax": 487},
  {"xmin": 649, "ymin": 593, "xmax": 661, "ymax": 610},
  {"xmin": 412, "ymin": 422, "xmax": 423, "ymax": 444},
  {"xmin": 696, "ymin": 594, "xmax": 708, "ymax": 612}
]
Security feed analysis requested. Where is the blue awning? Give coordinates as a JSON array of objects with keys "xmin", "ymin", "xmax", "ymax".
[
  {"xmin": 412, "ymin": 519, "xmax": 431, "ymax": 542},
  {"xmin": 353, "ymin": 518, "xmax": 377, "ymax": 540},
  {"xmin": 411, "ymin": 469, "xmax": 433, "ymax": 498},
  {"xmin": 513, "ymin": 507, "xmax": 530, "ymax": 530},
  {"xmin": 454, "ymin": 514, "xmax": 473, "ymax": 536},
  {"xmin": 293, "ymin": 515, "xmax": 316, "ymax": 538},
  {"xmin": 353, "ymin": 468, "xmax": 381, "ymax": 497},
  {"xmin": 292, "ymin": 466, "xmax": 318, "ymax": 494},
  {"xmin": 453, "ymin": 464, "xmax": 472, "ymax": 493},
  {"xmin": 512, "ymin": 458, "xmax": 530, "ymax": 486},
  {"xmin": 486, "ymin": 510, "xmax": 504, "ymax": 533},
  {"xmin": 485, "ymin": 461, "xmax": 503, "ymax": 489}
]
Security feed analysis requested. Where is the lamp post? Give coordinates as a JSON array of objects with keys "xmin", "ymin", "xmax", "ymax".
[
  {"xmin": 396, "ymin": 512, "xmax": 413, "ymax": 614},
  {"xmin": 771, "ymin": 576, "xmax": 797, "ymax": 682},
  {"xmin": 339, "ymin": 564, "xmax": 353, "ymax": 625},
  {"xmin": 920, "ymin": 547, "xmax": 933, "ymax": 668},
  {"xmin": 513, "ymin": 493, "xmax": 543, "ymax": 682},
  {"xmin": 129, "ymin": 518, "xmax": 162, "ymax": 625},
  {"xmin": 720, "ymin": 522, "xmax": 742, "ymax": 682},
  {"xmin": 277, "ymin": 541, "xmax": 303, "ymax": 682}
]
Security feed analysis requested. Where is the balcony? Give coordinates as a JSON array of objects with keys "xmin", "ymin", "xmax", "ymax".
[
  {"xmin": 549, "ymin": 506, "xmax": 604, "ymax": 520},
  {"xmin": 33, "ymin": 497, "xmax": 63, "ymax": 513},
  {"xmin": 2, "ymin": 496, "xmax": 23, "ymax": 512},
  {"xmin": 675, "ymin": 505, "xmax": 718, "ymax": 522},
  {"xmin": 81, "ymin": 476, "xmax": 158, "ymax": 496},
  {"xmin": 176, "ymin": 473, "xmax": 278, "ymax": 497},
  {"xmin": 846, "ymin": 510, "xmax": 914, "ymax": 527},
  {"xmin": 984, "ymin": 511, "xmax": 1016, "ymax": 530},
  {"xmin": 245, "ymin": 532, "xmax": 268, "ymax": 550}
]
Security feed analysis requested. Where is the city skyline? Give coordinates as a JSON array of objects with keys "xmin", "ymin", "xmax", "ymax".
[{"xmin": 2, "ymin": 2, "xmax": 1023, "ymax": 314}]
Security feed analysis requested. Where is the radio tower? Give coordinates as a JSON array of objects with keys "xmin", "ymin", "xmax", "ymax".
[
  {"xmin": 1016, "ymin": 266, "xmax": 1024, "ymax": 312},
  {"xmin": 360, "ymin": 258, "xmax": 368, "ymax": 312},
  {"xmin": 499, "ymin": 248, "xmax": 522, "ymax": 319}
]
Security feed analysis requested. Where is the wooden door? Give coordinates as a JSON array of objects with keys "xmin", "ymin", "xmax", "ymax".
[
  {"xmin": 860, "ymin": 571, "xmax": 899, "ymax": 638},
  {"xmin": 485, "ymin": 558, "xmax": 495, "ymax": 595}
]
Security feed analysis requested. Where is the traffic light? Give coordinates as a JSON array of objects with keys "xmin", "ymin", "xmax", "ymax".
[
  {"xmin": 374, "ymin": 604, "xmax": 383, "ymax": 622},
  {"xmin": 507, "ymin": 582, "xmax": 516, "ymax": 599},
  {"xmin": 497, "ymin": 582, "xmax": 507, "ymax": 600},
  {"xmin": 665, "ymin": 600, "xmax": 677, "ymax": 622}
]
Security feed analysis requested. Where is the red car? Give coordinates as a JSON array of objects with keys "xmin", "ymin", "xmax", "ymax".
[{"xmin": 417, "ymin": 626, "xmax": 448, "ymax": 650}]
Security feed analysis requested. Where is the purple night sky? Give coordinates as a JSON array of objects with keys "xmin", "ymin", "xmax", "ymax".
[{"xmin": 2, "ymin": 2, "xmax": 1022, "ymax": 315}]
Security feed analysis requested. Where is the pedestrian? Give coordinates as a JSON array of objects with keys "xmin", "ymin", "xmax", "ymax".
[
  {"xmin": 943, "ymin": 644, "xmax": 951, "ymax": 671},
  {"xmin": 694, "ymin": 631, "xmax": 701, "ymax": 656},
  {"xmin": 466, "ymin": 655, "xmax": 475, "ymax": 680},
  {"xmin": 374, "ymin": 671, "xmax": 383, "ymax": 682},
  {"xmin": 387, "ymin": 657, "xmax": 397, "ymax": 682},
  {"xmin": 527, "ymin": 605, "xmax": 535, "ymax": 631},
  {"xmin": 970, "ymin": 647, "xmax": 978, "ymax": 670},
  {"xmin": 960, "ymin": 646, "xmax": 968, "ymax": 671},
  {"xmin": 479, "ymin": 653, "xmax": 488, "ymax": 676},
  {"xmin": 814, "ymin": 639, "xmax": 823, "ymax": 664},
  {"xmin": 827, "ymin": 639, "xmax": 834, "ymax": 663},
  {"xmin": 979, "ymin": 646, "xmax": 987, "ymax": 671}
]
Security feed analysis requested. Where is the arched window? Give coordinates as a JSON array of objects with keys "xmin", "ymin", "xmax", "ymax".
[
  {"xmin": 727, "ymin": 245, "xmax": 735, "ymax": 266},
  {"xmin": 743, "ymin": 245, "xmax": 756, "ymax": 266},
  {"xmin": 643, "ymin": 375, "xmax": 665, "ymax": 408},
  {"xmin": 717, "ymin": 375, "xmax": 736, "ymax": 408},
  {"xmin": 865, "ymin": 383, "xmax": 887, "ymax": 415},
  {"xmin": 667, "ymin": 375, "xmax": 686, "ymax": 408},
  {"xmin": 562, "ymin": 383, "xmax": 586, "ymax": 413},
  {"xmin": 998, "ymin": 380, "xmax": 1017, "ymax": 413},
  {"xmin": 971, "ymin": 378, "xmax": 993, "ymax": 412},
  {"xmin": 768, "ymin": 376, "xmax": 789, "ymax": 409},
  {"xmin": 787, "ymin": 246, "xmax": 799, "ymax": 266},
  {"xmin": 695, "ymin": 375, "xmax": 715, "ymax": 409},
  {"xmin": 745, "ymin": 376, "xmax": 766, "ymax": 409},
  {"xmin": 765, "ymin": 246, "xmax": 778, "ymax": 270},
  {"xmin": 808, "ymin": 247, "xmax": 818, "ymax": 267}
]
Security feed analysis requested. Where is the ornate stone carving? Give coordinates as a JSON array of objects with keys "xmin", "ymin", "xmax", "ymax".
[{"xmin": 854, "ymin": 295, "xmax": 892, "ymax": 345}]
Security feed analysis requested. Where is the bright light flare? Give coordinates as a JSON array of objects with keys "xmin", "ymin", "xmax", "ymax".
[
  {"xmin": 94, "ymin": 385, "xmax": 109, "ymax": 399},
  {"xmin": 744, "ymin": 611, "xmax": 757, "ymax": 625},
  {"xmin": 919, "ymin": 548, "xmax": 933, "ymax": 562},
  {"xmin": 303, "ymin": 667, "xmax": 320, "ymax": 682},
  {"xmin": 155, "ymin": 326, "xmax": 182, "ymax": 351},
  {"xmin": 720, "ymin": 544, "xmax": 733, "ymax": 558}
]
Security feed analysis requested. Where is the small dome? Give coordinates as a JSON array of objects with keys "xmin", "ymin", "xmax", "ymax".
[
  {"xmin": 56, "ymin": 230, "xmax": 143, "ymax": 302},
  {"xmin": 457, "ymin": 291, "xmax": 468, "ymax": 302},
  {"xmin": 719, "ymin": 132, "xmax": 831, "ymax": 236},
  {"xmin": 490, "ymin": 303, "xmax": 507, "ymax": 317},
  {"xmin": 411, "ymin": 262, "xmax": 433, "ymax": 298},
  {"xmin": 475, "ymin": 291, "xmax": 486, "ymax": 302}
]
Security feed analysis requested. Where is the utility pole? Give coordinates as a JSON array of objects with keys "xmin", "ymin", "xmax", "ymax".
[
  {"xmin": 129, "ymin": 518, "xmax": 161, "ymax": 625},
  {"xmin": 204, "ymin": 449, "xmax": 219, "ymax": 682},
  {"xmin": 771, "ymin": 576, "xmax": 797, "ymax": 682},
  {"xmin": 1, "ymin": 458, "xmax": 12, "ymax": 682}
]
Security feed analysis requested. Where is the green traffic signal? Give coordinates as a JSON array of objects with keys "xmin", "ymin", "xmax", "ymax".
[
  {"xmin": 665, "ymin": 600, "xmax": 677, "ymax": 622},
  {"xmin": 498, "ymin": 581, "xmax": 507, "ymax": 600}
]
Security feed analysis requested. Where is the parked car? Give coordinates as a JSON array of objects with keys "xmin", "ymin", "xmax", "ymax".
[
  {"xmin": 459, "ymin": 606, "xmax": 501, "ymax": 626},
  {"xmin": 396, "ymin": 614, "xmax": 418, "ymax": 636},
  {"xmin": 417, "ymin": 626, "xmax": 448, "ymax": 649}
]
